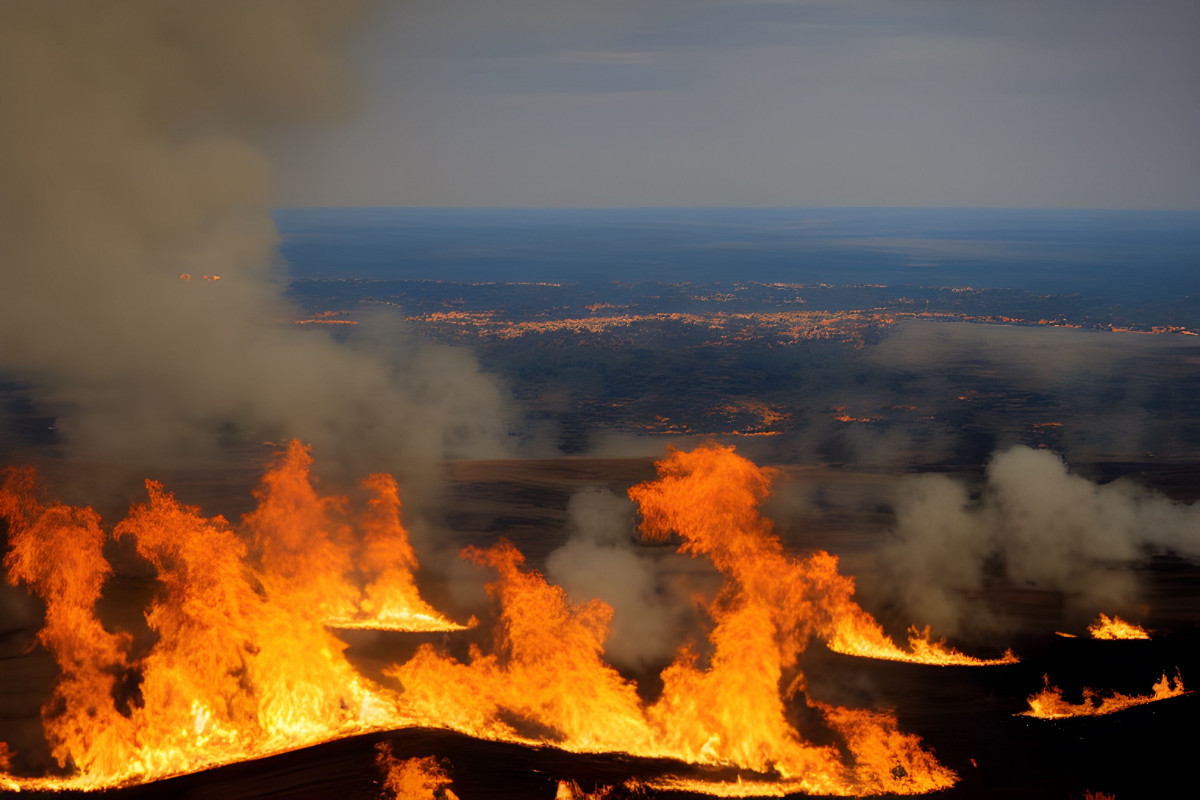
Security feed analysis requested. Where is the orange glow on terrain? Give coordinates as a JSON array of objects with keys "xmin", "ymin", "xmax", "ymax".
[{"xmin": 400, "ymin": 305, "xmax": 1199, "ymax": 344}]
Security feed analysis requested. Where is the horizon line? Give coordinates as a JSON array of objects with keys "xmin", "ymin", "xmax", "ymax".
[{"xmin": 272, "ymin": 205, "xmax": 1200, "ymax": 214}]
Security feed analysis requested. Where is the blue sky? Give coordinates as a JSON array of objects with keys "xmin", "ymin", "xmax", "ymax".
[{"xmin": 270, "ymin": 0, "xmax": 1200, "ymax": 209}]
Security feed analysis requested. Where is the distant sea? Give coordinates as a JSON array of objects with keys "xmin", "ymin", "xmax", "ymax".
[{"xmin": 274, "ymin": 208, "xmax": 1200, "ymax": 302}]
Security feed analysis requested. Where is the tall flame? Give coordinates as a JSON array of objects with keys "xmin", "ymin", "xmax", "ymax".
[
  {"xmin": 630, "ymin": 444, "xmax": 963, "ymax": 792},
  {"xmin": 329, "ymin": 472, "xmax": 466, "ymax": 632},
  {"xmin": 389, "ymin": 444, "xmax": 965, "ymax": 795},
  {"xmin": 0, "ymin": 444, "xmax": 460, "ymax": 789},
  {"xmin": 244, "ymin": 440, "xmax": 361, "ymax": 621},
  {"xmin": 245, "ymin": 441, "xmax": 462, "ymax": 631},
  {"xmin": 629, "ymin": 444, "xmax": 1015, "ymax": 668},
  {"xmin": 0, "ymin": 468, "xmax": 135, "ymax": 778}
]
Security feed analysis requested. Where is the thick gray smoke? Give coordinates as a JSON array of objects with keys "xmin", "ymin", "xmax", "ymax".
[
  {"xmin": 881, "ymin": 446, "xmax": 1200, "ymax": 635},
  {"xmin": 0, "ymin": 1, "xmax": 510, "ymax": 477},
  {"xmin": 546, "ymin": 487, "xmax": 699, "ymax": 672}
]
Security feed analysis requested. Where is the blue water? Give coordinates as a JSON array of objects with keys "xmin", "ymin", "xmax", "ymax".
[{"xmin": 273, "ymin": 207, "xmax": 1200, "ymax": 301}]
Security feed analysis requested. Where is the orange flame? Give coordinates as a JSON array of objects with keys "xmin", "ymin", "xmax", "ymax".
[
  {"xmin": 389, "ymin": 444, "xmax": 966, "ymax": 795},
  {"xmin": 0, "ymin": 445, "xmax": 461, "ymax": 790},
  {"xmin": 827, "ymin": 623, "xmax": 1018, "ymax": 666},
  {"xmin": 0, "ymin": 467, "xmax": 135, "ymax": 778},
  {"xmin": 1020, "ymin": 673, "xmax": 1187, "ymax": 719},
  {"xmin": 556, "ymin": 779, "xmax": 613, "ymax": 799},
  {"xmin": 388, "ymin": 540, "xmax": 653, "ymax": 753},
  {"xmin": 630, "ymin": 444, "xmax": 1015, "ymax": 667},
  {"xmin": 629, "ymin": 445, "xmax": 969, "ymax": 791},
  {"xmin": 831, "ymin": 406, "xmax": 877, "ymax": 423},
  {"xmin": 327, "ymin": 472, "xmax": 467, "ymax": 632},
  {"xmin": 246, "ymin": 441, "xmax": 463, "ymax": 632},
  {"xmin": 1086, "ymin": 614, "xmax": 1150, "ymax": 640},
  {"xmin": 0, "ymin": 443, "xmax": 989, "ymax": 795},
  {"xmin": 375, "ymin": 747, "xmax": 459, "ymax": 800},
  {"xmin": 244, "ymin": 440, "xmax": 360, "ymax": 621}
]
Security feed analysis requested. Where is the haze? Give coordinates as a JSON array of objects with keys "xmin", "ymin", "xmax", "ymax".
[{"xmin": 273, "ymin": 0, "xmax": 1200, "ymax": 210}]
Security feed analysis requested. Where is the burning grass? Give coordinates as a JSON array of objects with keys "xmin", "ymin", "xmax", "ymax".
[
  {"xmin": 0, "ymin": 444, "xmax": 450, "ymax": 790},
  {"xmin": 0, "ymin": 442, "xmax": 1029, "ymax": 796},
  {"xmin": 1020, "ymin": 673, "xmax": 1188, "ymax": 719},
  {"xmin": 1086, "ymin": 614, "xmax": 1151, "ymax": 640}
]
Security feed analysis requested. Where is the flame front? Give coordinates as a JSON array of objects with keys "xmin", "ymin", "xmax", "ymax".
[
  {"xmin": 1086, "ymin": 614, "xmax": 1151, "ymax": 640},
  {"xmin": 0, "ymin": 442, "xmax": 989, "ymax": 796},
  {"xmin": 557, "ymin": 779, "xmax": 613, "ymax": 799},
  {"xmin": 826, "ymin": 624, "xmax": 1017, "ymax": 666},
  {"xmin": 0, "ymin": 444, "xmax": 452, "ymax": 790},
  {"xmin": 392, "ymin": 444, "xmax": 963, "ymax": 795},
  {"xmin": 329, "ymin": 471, "xmax": 467, "ymax": 632},
  {"xmin": 1020, "ymin": 673, "xmax": 1187, "ymax": 719}
]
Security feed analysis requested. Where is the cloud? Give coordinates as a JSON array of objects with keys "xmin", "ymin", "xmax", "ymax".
[{"xmin": 292, "ymin": 0, "xmax": 1200, "ymax": 208}]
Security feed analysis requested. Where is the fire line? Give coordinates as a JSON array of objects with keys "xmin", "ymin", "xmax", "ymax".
[{"xmin": 0, "ymin": 443, "xmax": 1023, "ymax": 796}]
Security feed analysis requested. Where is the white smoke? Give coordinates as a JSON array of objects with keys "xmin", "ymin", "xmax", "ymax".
[
  {"xmin": 546, "ymin": 487, "xmax": 698, "ymax": 672},
  {"xmin": 881, "ymin": 445, "xmax": 1200, "ymax": 635}
]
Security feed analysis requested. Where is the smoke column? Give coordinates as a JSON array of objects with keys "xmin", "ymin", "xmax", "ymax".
[{"xmin": 0, "ymin": 1, "xmax": 510, "ymax": 477}]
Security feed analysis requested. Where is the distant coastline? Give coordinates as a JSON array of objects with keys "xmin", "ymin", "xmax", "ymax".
[{"xmin": 274, "ymin": 207, "xmax": 1200, "ymax": 304}]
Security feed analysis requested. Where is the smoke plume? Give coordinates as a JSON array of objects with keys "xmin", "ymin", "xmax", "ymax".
[
  {"xmin": 545, "ymin": 487, "xmax": 699, "ymax": 672},
  {"xmin": 0, "ymin": 1, "xmax": 510, "ymax": 478},
  {"xmin": 881, "ymin": 446, "xmax": 1200, "ymax": 635}
]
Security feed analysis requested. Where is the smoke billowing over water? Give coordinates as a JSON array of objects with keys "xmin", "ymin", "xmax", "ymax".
[{"xmin": 0, "ymin": 0, "xmax": 511, "ymax": 479}]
